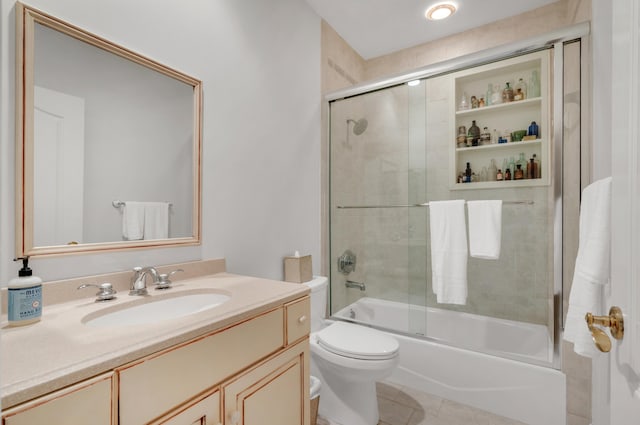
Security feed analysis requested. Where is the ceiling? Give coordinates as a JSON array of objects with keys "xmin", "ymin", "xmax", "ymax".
[{"xmin": 304, "ymin": 0, "xmax": 560, "ymax": 59}]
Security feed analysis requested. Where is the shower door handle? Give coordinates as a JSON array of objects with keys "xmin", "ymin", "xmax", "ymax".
[{"xmin": 585, "ymin": 306, "xmax": 624, "ymax": 352}]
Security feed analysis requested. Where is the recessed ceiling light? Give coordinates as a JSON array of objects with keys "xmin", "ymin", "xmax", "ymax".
[
  {"xmin": 407, "ymin": 80, "xmax": 421, "ymax": 86},
  {"xmin": 425, "ymin": 2, "xmax": 457, "ymax": 21}
]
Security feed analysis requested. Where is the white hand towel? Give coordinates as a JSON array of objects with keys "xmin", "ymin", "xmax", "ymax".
[
  {"xmin": 143, "ymin": 202, "xmax": 169, "ymax": 240},
  {"xmin": 429, "ymin": 200, "xmax": 468, "ymax": 305},
  {"xmin": 122, "ymin": 201, "xmax": 145, "ymax": 240},
  {"xmin": 467, "ymin": 200, "xmax": 502, "ymax": 259},
  {"xmin": 564, "ymin": 177, "xmax": 612, "ymax": 357}
]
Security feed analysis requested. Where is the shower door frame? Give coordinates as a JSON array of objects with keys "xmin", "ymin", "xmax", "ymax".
[{"xmin": 323, "ymin": 22, "xmax": 591, "ymax": 370}]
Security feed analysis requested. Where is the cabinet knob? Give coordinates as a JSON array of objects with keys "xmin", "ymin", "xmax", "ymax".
[
  {"xmin": 298, "ymin": 315, "xmax": 307, "ymax": 323},
  {"xmin": 229, "ymin": 410, "xmax": 241, "ymax": 424}
]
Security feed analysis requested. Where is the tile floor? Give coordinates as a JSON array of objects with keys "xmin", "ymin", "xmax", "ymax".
[{"xmin": 316, "ymin": 380, "xmax": 527, "ymax": 425}]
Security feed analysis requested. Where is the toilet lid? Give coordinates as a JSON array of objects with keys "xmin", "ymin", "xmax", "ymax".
[{"xmin": 316, "ymin": 322, "xmax": 399, "ymax": 360}]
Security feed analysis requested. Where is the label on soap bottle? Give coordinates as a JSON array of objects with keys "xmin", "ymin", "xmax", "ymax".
[{"xmin": 8, "ymin": 285, "xmax": 42, "ymax": 322}]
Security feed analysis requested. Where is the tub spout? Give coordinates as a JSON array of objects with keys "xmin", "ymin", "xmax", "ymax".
[{"xmin": 346, "ymin": 280, "xmax": 366, "ymax": 291}]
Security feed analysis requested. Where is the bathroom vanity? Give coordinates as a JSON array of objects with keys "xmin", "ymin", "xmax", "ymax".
[{"xmin": 1, "ymin": 260, "xmax": 311, "ymax": 425}]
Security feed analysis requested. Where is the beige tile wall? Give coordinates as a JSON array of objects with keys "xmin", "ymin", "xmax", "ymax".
[{"xmin": 321, "ymin": 1, "xmax": 593, "ymax": 424}]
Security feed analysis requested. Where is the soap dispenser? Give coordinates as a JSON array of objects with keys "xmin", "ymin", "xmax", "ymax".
[{"xmin": 8, "ymin": 257, "xmax": 42, "ymax": 326}]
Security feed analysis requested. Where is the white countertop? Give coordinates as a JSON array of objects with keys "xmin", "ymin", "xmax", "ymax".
[{"xmin": 1, "ymin": 272, "xmax": 309, "ymax": 409}]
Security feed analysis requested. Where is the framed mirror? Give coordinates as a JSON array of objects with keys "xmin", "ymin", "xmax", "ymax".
[{"xmin": 15, "ymin": 3, "xmax": 202, "ymax": 256}]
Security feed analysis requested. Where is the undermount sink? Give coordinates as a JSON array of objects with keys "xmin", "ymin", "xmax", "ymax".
[{"xmin": 82, "ymin": 291, "xmax": 231, "ymax": 327}]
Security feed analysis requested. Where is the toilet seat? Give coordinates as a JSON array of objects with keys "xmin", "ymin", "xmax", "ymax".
[{"xmin": 315, "ymin": 321, "xmax": 399, "ymax": 360}]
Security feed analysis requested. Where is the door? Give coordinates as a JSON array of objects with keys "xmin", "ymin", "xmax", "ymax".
[
  {"xmin": 596, "ymin": 0, "xmax": 640, "ymax": 423},
  {"xmin": 223, "ymin": 341, "xmax": 309, "ymax": 425},
  {"xmin": 33, "ymin": 86, "xmax": 85, "ymax": 246}
]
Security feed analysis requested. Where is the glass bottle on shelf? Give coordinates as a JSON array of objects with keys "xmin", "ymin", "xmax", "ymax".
[
  {"xmin": 532, "ymin": 154, "xmax": 541, "ymax": 178},
  {"xmin": 457, "ymin": 125, "xmax": 467, "ymax": 147},
  {"xmin": 488, "ymin": 159, "xmax": 498, "ymax": 181},
  {"xmin": 492, "ymin": 83, "xmax": 502, "ymax": 104},
  {"xmin": 468, "ymin": 120, "xmax": 480, "ymax": 146},
  {"xmin": 514, "ymin": 78, "xmax": 527, "ymax": 100},
  {"xmin": 503, "ymin": 128, "xmax": 512, "ymax": 143},
  {"xmin": 480, "ymin": 127, "xmax": 491, "ymax": 145},
  {"xmin": 507, "ymin": 156, "xmax": 516, "ymax": 177},
  {"xmin": 514, "ymin": 164, "xmax": 524, "ymax": 180},
  {"xmin": 516, "ymin": 153, "xmax": 528, "ymax": 177},
  {"xmin": 505, "ymin": 168, "xmax": 512, "ymax": 181},
  {"xmin": 492, "ymin": 129, "xmax": 499, "ymax": 144},
  {"xmin": 465, "ymin": 162, "xmax": 472, "ymax": 183},
  {"xmin": 529, "ymin": 70, "xmax": 541, "ymax": 98},
  {"xmin": 496, "ymin": 169, "xmax": 504, "ymax": 181},
  {"xmin": 486, "ymin": 83, "xmax": 493, "ymax": 106},
  {"xmin": 480, "ymin": 167, "xmax": 488, "ymax": 182},
  {"xmin": 459, "ymin": 92, "xmax": 469, "ymax": 110},
  {"xmin": 528, "ymin": 121, "xmax": 539, "ymax": 138},
  {"xmin": 502, "ymin": 82, "xmax": 514, "ymax": 103}
]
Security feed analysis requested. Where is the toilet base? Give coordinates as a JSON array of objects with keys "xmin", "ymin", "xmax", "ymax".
[{"xmin": 311, "ymin": 362, "xmax": 380, "ymax": 425}]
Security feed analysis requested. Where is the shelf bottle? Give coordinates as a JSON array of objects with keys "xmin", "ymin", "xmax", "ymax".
[{"xmin": 502, "ymin": 82, "xmax": 514, "ymax": 103}]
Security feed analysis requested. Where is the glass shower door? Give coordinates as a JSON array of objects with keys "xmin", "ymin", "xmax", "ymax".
[
  {"xmin": 329, "ymin": 83, "xmax": 421, "ymax": 335},
  {"xmin": 407, "ymin": 79, "xmax": 429, "ymax": 337}
]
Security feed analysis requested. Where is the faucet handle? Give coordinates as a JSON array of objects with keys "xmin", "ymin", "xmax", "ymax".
[
  {"xmin": 155, "ymin": 269, "xmax": 184, "ymax": 290},
  {"xmin": 130, "ymin": 266, "xmax": 142, "ymax": 282},
  {"xmin": 78, "ymin": 282, "xmax": 117, "ymax": 302}
]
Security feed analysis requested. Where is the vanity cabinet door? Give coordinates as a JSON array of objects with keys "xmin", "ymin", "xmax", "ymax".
[
  {"xmin": 2, "ymin": 373, "xmax": 114, "ymax": 425},
  {"xmin": 150, "ymin": 389, "xmax": 221, "ymax": 425},
  {"xmin": 223, "ymin": 340, "xmax": 309, "ymax": 425}
]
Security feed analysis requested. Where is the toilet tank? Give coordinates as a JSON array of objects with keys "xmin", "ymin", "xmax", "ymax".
[{"xmin": 303, "ymin": 276, "xmax": 328, "ymax": 333}]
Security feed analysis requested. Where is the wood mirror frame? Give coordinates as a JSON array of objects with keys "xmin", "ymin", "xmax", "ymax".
[{"xmin": 15, "ymin": 3, "xmax": 202, "ymax": 256}]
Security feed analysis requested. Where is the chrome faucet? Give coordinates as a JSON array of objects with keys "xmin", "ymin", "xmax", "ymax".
[
  {"xmin": 345, "ymin": 280, "xmax": 366, "ymax": 291},
  {"xmin": 129, "ymin": 266, "xmax": 160, "ymax": 296}
]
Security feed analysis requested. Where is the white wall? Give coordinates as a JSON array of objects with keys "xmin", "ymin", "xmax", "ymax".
[
  {"xmin": 0, "ymin": 0, "xmax": 321, "ymax": 282},
  {"xmin": 591, "ymin": 0, "xmax": 612, "ymax": 181}
]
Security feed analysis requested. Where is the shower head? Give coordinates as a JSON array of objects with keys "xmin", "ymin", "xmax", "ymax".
[{"xmin": 347, "ymin": 118, "xmax": 368, "ymax": 135}]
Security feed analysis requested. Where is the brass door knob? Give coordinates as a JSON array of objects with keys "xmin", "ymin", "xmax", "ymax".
[{"xmin": 585, "ymin": 306, "xmax": 624, "ymax": 353}]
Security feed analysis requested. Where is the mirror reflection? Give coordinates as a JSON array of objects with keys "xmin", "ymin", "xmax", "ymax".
[{"xmin": 17, "ymin": 4, "xmax": 201, "ymax": 256}]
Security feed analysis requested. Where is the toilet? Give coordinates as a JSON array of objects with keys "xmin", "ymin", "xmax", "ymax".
[{"xmin": 304, "ymin": 276, "xmax": 399, "ymax": 425}]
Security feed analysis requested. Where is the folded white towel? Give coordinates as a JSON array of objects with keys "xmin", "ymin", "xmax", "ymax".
[
  {"xmin": 429, "ymin": 200, "xmax": 468, "ymax": 305},
  {"xmin": 122, "ymin": 201, "xmax": 145, "ymax": 240},
  {"xmin": 143, "ymin": 202, "xmax": 169, "ymax": 240},
  {"xmin": 564, "ymin": 177, "xmax": 612, "ymax": 357},
  {"xmin": 467, "ymin": 200, "xmax": 502, "ymax": 259}
]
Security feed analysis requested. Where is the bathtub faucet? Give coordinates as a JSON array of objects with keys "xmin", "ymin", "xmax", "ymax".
[{"xmin": 346, "ymin": 280, "xmax": 366, "ymax": 291}]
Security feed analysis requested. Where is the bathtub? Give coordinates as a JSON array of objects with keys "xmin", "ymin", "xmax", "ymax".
[{"xmin": 333, "ymin": 297, "xmax": 566, "ymax": 425}]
